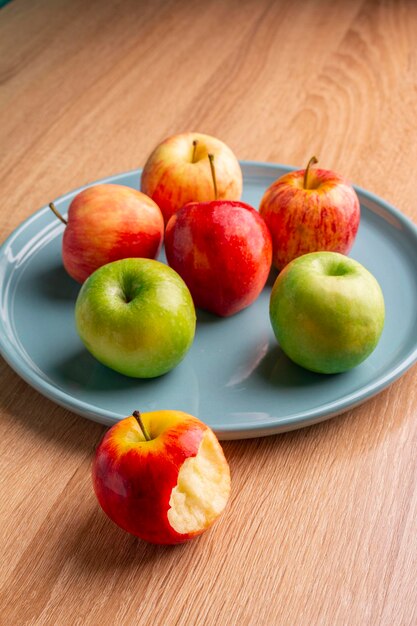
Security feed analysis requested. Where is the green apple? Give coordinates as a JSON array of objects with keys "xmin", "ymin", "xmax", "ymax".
[
  {"xmin": 269, "ymin": 252, "xmax": 385, "ymax": 374},
  {"xmin": 75, "ymin": 258, "xmax": 196, "ymax": 378}
]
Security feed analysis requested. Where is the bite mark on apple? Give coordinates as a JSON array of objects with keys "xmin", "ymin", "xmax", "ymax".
[{"xmin": 167, "ymin": 429, "xmax": 231, "ymax": 535}]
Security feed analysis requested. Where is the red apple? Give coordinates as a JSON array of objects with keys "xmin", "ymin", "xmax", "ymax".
[
  {"xmin": 140, "ymin": 132, "xmax": 242, "ymax": 224},
  {"xmin": 164, "ymin": 196, "xmax": 272, "ymax": 317},
  {"xmin": 50, "ymin": 183, "xmax": 164, "ymax": 283},
  {"xmin": 259, "ymin": 157, "xmax": 360, "ymax": 271},
  {"xmin": 92, "ymin": 410, "xmax": 231, "ymax": 545}
]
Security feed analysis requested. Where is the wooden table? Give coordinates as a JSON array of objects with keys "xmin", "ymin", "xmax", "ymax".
[{"xmin": 1, "ymin": 1, "xmax": 416, "ymax": 624}]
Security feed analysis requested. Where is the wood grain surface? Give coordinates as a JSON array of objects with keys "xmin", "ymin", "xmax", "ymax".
[{"xmin": 1, "ymin": 1, "xmax": 417, "ymax": 624}]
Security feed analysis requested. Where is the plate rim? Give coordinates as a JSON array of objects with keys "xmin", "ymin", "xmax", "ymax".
[{"xmin": 1, "ymin": 161, "xmax": 417, "ymax": 438}]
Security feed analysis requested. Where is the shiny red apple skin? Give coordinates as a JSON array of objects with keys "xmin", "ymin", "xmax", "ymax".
[
  {"xmin": 140, "ymin": 132, "xmax": 243, "ymax": 224},
  {"xmin": 165, "ymin": 200, "xmax": 272, "ymax": 317},
  {"xmin": 92, "ymin": 411, "xmax": 229, "ymax": 545},
  {"xmin": 62, "ymin": 184, "xmax": 164, "ymax": 283},
  {"xmin": 259, "ymin": 167, "xmax": 360, "ymax": 271}
]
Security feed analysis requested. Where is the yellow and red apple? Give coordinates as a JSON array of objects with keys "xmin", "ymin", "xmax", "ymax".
[
  {"xmin": 92, "ymin": 410, "xmax": 231, "ymax": 544},
  {"xmin": 259, "ymin": 157, "xmax": 360, "ymax": 271},
  {"xmin": 51, "ymin": 183, "xmax": 164, "ymax": 283},
  {"xmin": 140, "ymin": 132, "xmax": 242, "ymax": 224}
]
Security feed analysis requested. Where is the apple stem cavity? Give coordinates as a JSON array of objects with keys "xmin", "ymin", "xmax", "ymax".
[
  {"xmin": 303, "ymin": 156, "xmax": 319, "ymax": 190},
  {"xmin": 49, "ymin": 202, "xmax": 68, "ymax": 225},
  {"xmin": 191, "ymin": 139, "xmax": 198, "ymax": 163},
  {"xmin": 132, "ymin": 410, "xmax": 152, "ymax": 441},
  {"xmin": 208, "ymin": 153, "xmax": 218, "ymax": 200}
]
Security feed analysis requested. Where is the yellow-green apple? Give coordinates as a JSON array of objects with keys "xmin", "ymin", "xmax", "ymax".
[
  {"xmin": 269, "ymin": 251, "xmax": 385, "ymax": 374},
  {"xmin": 92, "ymin": 410, "xmax": 231, "ymax": 544},
  {"xmin": 164, "ymin": 198, "xmax": 272, "ymax": 317},
  {"xmin": 50, "ymin": 184, "xmax": 164, "ymax": 283},
  {"xmin": 259, "ymin": 157, "xmax": 360, "ymax": 271},
  {"xmin": 140, "ymin": 132, "xmax": 242, "ymax": 224},
  {"xmin": 75, "ymin": 258, "xmax": 196, "ymax": 378}
]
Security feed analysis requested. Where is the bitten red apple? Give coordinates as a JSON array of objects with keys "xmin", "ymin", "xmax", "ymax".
[
  {"xmin": 50, "ymin": 183, "xmax": 164, "ymax": 283},
  {"xmin": 259, "ymin": 157, "xmax": 360, "ymax": 271},
  {"xmin": 92, "ymin": 410, "xmax": 231, "ymax": 545},
  {"xmin": 140, "ymin": 132, "xmax": 243, "ymax": 224},
  {"xmin": 164, "ymin": 195, "xmax": 272, "ymax": 317}
]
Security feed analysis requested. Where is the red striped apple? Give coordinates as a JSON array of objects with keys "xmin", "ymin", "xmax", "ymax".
[
  {"xmin": 50, "ymin": 184, "xmax": 164, "ymax": 283},
  {"xmin": 140, "ymin": 132, "xmax": 242, "ymax": 224},
  {"xmin": 259, "ymin": 157, "xmax": 360, "ymax": 271},
  {"xmin": 92, "ymin": 410, "xmax": 231, "ymax": 544},
  {"xmin": 164, "ymin": 197, "xmax": 272, "ymax": 317}
]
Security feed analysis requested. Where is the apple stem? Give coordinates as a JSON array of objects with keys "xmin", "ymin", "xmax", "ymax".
[
  {"xmin": 192, "ymin": 139, "xmax": 198, "ymax": 163},
  {"xmin": 49, "ymin": 202, "xmax": 68, "ymax": 225},
  {"xmin": 132, "ymin": 410, "xmax": 152, "ymax": 441},
  {"xmin": 303, "ymin": 156, "xmax": 319, "ymax": 190},
  {"xmin": 208, "ymin": 153, "xmax": 218, "ymax": 200}
]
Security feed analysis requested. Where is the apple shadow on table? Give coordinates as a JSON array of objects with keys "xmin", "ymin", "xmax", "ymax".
[{"xmin": 62, "ymin": 504, "xmax": 203, "ymax": 576}]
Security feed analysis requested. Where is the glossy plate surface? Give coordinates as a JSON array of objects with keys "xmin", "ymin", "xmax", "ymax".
[{"xmin": 1, "ymin": 162, "xmax": 417, "ymax": 439}]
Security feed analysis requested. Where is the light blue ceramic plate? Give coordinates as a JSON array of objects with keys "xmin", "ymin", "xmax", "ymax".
[{"xmin": 1, "ymin": 162, "xmax": 417, "ymax": 439}]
